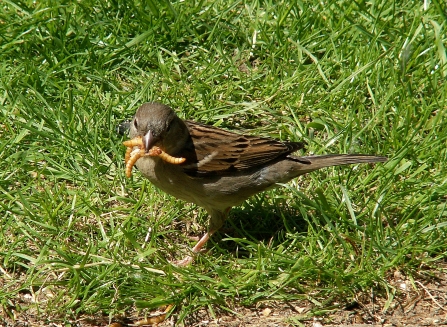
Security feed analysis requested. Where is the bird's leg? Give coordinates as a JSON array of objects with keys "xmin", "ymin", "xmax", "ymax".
[
  {"xmin": 174, "ymin": 208, "xmax": 230, "ymax": 267},
  {"xmin": 173, "ymin": 232, "xmax": 214, "ymax": 267},
  {"xmin": 190, "ymin": 231, "xmax": 212, "ymax": 255}
]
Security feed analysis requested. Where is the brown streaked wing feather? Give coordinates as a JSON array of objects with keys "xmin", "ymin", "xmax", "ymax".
[{"xmin": 179, "ymin": 121, "xmax": 305, "ymax": 175}]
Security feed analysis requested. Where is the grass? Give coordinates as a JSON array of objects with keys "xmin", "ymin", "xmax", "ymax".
[{"xmin": 1, "ymin": 0, "xmax": 447, "ymax": 325}]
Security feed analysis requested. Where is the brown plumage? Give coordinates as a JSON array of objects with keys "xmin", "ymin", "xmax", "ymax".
[{"xmin": 178, "ymin": 121, "xmax": 305, "ymax": 175}]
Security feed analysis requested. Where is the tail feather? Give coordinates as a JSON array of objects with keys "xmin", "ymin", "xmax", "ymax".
[{"xmin": 290, "ymin": 154, "xmax": 387, "ymax": 172}]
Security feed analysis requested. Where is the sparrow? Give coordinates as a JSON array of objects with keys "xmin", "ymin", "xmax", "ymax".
[{"xmin": 126, "ymin": 102, "xmax": 387, "ymax": 266}]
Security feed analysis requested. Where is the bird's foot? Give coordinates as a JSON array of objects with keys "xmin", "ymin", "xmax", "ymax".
[
  {"xmin": 172, "ymin": 255, "xmax": 195, "ymax": 267},
  {"xmin": 171, "ymin": 231, "xmax": 213, "ymax": 267}
]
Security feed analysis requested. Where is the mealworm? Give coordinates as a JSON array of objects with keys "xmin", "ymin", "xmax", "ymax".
[
  {"xmin": 123, "ymin": 136, "xmax": 144, "ymax": 176},
  {"xmin": 146, "ymin": 146, "xmax": 186, "ymax": 164},
  {"xmin": 147, "ymin": 146, "xmax": 186, "ymax": 164},
  {"xmin": 122, "ymin": 136, "xmax": 143, "ymax": 147},
  {"xmin": 158, "ymin": 151, "xmax": 186, "ymax": 164},
  {"xmin": 125, "ymin": 149, "xmax": 143, "ymax": 178},
  {"xmin": 123, "ymin": 138, "xmax": 186, "ymax": 178},
  {"xmin": 147, "ymin": 146, "xmax": 162, "ymax": 156},
  {"xmin": 124, "ymin": 147, "xmax": 132, "ymax": 165}
]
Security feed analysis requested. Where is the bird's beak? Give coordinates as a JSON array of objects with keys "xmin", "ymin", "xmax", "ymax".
[{"xmin": 143, "ymin": 130, "xmax": 156, "ymax": 153}]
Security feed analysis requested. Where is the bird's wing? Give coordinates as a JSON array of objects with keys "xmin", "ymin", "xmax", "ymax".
[{"xmin": 178, "ymin": 121, "xmax": 305, "ymax": 176}]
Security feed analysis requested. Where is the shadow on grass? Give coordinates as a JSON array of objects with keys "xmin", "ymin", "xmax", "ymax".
[{"xmin": 211, "ymin": 196, "xmax": 311, "ymax": 257}]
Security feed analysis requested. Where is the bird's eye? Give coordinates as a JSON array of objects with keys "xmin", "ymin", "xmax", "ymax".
[{"xmin": 133, "ymin": 118, "xmax": 138, "ymax": 129}]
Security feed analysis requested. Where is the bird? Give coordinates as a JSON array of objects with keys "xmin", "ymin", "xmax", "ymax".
[{"xmin": 125, "ymin": 102, "xmax": 387, "ymax": 266}]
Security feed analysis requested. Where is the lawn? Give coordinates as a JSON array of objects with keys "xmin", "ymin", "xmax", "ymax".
[{"xmin": 1, "ymin": 0, "xmax": 446, "ymax": 326}]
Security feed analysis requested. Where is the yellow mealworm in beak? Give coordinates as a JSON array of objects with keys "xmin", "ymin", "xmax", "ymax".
[
  {"xmin": 147, "ymin": 146, "xmax": 162, "ymax": 156},
  {"xmin": 124, "ymin": 147, "xmax": 132, "ymax": 165},
  {"xmin": 148, "ymin": 146, "xmax": 186, "ymax": 164},
  {"xmin": 123, "ymin": 138, "xmax": 186, "ymax": 178},
  {"xmin": 123, "ymin": 136, "xmax": 144, "ymax": 176},
  {"xmin": 125, "ymin": 149, "xmax": 143, "ymax": 178},
  {"xmin": 122, "ymin": 136, "xmax": 143, "ymax": 147},
  {"xmin": 158, "ymin": 151, "xmax": 186, "ymax": 164}
]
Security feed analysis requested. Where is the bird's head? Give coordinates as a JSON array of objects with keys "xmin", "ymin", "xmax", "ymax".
[{"xmin": 130, "ymin": 102, "xmax": 189, "ymax": 155}]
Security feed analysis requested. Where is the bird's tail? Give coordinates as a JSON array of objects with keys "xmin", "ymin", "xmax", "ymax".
[{"xmin": 289, "ymin": 154, "xmax": 387, "ymax": 174}]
